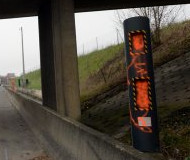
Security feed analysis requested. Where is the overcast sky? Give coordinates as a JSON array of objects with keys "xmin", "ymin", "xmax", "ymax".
[{"xmin": 0, "ymin": 4, "xmax": 189, "ymax": 76}]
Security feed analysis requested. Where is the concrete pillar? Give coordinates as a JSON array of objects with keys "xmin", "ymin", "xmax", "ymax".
[
  {"xmin": 38, "ymin": 0, "xmax": 81, "ymax": 120},
  {"xmin": 51, "ymin": 0, "xmax": 66, "ymax": 116},
  {"xmin": 38, "ymin": 2, "xmax": 57, "ymax": 111},
  {"xmin": 52, "ymin": 0, "xmax": 81, "ymax": 120}
]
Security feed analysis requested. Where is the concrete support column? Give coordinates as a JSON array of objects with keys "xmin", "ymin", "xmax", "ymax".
[
  {"xmin": 51, "ymin": 0, "xmax": 81, "ymax": 120},
  {"xmin": 51, "ymin": 0, "xmax": 65, "ymax": 116},
  {"xmin": 38, "ymin": 0, "xmax": 81, "ymax": 120},
  {"xmin": 38, "ymin": 2, "xmax": 57, "ymax": 111}
]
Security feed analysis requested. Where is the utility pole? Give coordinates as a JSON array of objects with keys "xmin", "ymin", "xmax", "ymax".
[{"xmin": 20, "ymin": 26, "xmax": 26, "ymax": 88}]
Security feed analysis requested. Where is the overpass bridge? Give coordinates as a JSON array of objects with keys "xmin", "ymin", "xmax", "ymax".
[
  {"xmin": 0, "ymin": 0, "xmax": 187, "ymax": 159},
  {"xmin": 0, "ymin": 0, "xmax": 188, "ymax": 120}
]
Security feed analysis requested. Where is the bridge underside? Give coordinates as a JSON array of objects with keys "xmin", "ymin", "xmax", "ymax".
[
  {"xmin": 0, "ymin": 0, "xmax": 189, "ymax": 18},
  {"xmin": 75, "ymin": 0, "xmax": 190, "ymax": 12}
]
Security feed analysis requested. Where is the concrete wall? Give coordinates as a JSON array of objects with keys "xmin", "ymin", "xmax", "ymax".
[
  {"xmin": 155, "ymin": 51, "xmax": 190, "ymax": 107},
  {"xmin": 6, "ymin": 90, "xmax": 163, "ymax": 160},
  {"xmin": 82, "ymin": 51, "xmax": 190, "ymax": 111}
]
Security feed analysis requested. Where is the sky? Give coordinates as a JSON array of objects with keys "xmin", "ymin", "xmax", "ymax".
[
  {"xmin": 75, "ymin": 11, "xmax": 120, "ymax": 54},
  {"xmin": 0, "ymin": 17, "xmax": 40, "ymax": 76},
  {"xmin": 0, "ymin": 4, "xmax": 190, "ymax": 76}
]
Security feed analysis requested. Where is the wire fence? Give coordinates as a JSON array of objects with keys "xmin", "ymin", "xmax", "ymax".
[
  {"xmin": 18, "ymin": 65, "xmax": 41, "ymax": 77},
  {"xmin": 77, "ymin": 30, "xmax": 124, "ymax": 56}
]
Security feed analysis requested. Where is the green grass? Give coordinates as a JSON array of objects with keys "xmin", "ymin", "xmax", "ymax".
[
  {"xmin": 78, "ymin": 44, "xmax": 123, "ymax": 83},
  {"xmin": 153, "ymin": 20, "xmax": 190, "ymax": 67},
  {"xmin": 18, "ymin": 44, "xmax": 123, "ymax": 91},
  {"xmin": 17, "ymin": 44, "xmax": 123, "ymax": 92},
  {"xmin": 78, "ymin": 44, "xmax": 124, "ymax": 102},
  {"xmin": 18, "ymin": 69, "xmax": 41, "ymax": 90}
]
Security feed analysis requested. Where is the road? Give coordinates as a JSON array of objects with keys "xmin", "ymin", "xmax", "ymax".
[{"xmin": 0, "ymin": 87, "xmax": 51, "ymax": 160}]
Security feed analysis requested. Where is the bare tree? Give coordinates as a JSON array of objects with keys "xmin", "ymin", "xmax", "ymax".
[{"xmin": 115, "ymin": 5, "xmax": 182, "ymax": 46}]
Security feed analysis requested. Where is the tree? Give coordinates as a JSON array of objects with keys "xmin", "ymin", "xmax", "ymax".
[{"xmin": 115, "ymin": 5, "xmax": 183, "ymax": 46}]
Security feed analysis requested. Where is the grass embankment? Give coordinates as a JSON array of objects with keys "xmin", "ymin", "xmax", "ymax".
[
  {"xmin": 80, "ymin": 20, "xmax": 190, "ymax": 102},
  {"xmin": 78, "ymin": 45, "xmax": 123, "ymax": 81},
  {"xmin": 20, "ymin": 69, "xmax": 41, "ymax": 90},
  {"xmin": 22, "ymin": 20, "xmax": 190, "ymax": 98},
  {"xmin": 154, "ymin": 20, "xmax": 190, "ymax": 67},
  {"xmin": 21, "ymin": 20, "xmax": 190, "ymax": 99},
  {"xmin": 79, "ymin": 44, "xmax": 124, "ymax": 101}
]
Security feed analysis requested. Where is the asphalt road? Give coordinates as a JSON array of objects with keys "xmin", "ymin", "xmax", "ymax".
[{"xmin": 0, "ymin": 87, "xmax": 50, "ymax": 160}]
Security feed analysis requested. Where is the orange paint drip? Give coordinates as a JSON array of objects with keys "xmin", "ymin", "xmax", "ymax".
[
  {"xmin": 136, "ymin": 80, "xmax": 150, "ymax": 110},
  {"xmin": 127, "ymin": 54, "xmax": 137, "ymax": 85}
]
